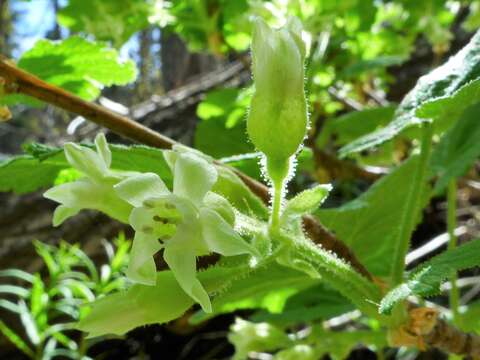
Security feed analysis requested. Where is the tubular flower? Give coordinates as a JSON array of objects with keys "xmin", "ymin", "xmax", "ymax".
[
  {"xmin": 44, "ymin": 133, "xmax": 134, "ymax": 226},
  {"xmin": 114, "ymin": 148, "xmax": 259, "ymax": 312},
  {"xmin": 247, "ymin": 17, "xmax": 308, "ymax": 162}
]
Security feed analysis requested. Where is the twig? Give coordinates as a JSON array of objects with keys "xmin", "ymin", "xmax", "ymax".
[
  {"xmin": 0, "ymin": 58, "xmax": 371, "ymax": 279},
  {"xmin": 447, "ymin": 180, "xmax": 460, "ymax": 324}
]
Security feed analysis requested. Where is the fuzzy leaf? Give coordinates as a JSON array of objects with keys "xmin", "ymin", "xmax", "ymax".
[
  {"xmin": 4, "ymin": 37, "xmax": 136, "ymax": 105},
  {"xmin": 379, "ymin": 239, "xmax": 480, "ymax": 314},
  {"xmin": 340, "ymin": 30, "xmax": 480, "ymax": 156},
  {"xmin": 283, "ymin": 184, "xmax": 332, "ymax": 218}
]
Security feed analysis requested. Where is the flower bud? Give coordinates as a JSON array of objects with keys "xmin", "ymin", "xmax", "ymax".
[{"xmin": 247, "ymin": 17, "xmax": 308, "ymax": 161}]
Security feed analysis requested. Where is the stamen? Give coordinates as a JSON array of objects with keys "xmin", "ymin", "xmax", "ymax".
[
  {"xmin": 143, "ymin": 200, "xmax": 155, "ymax": 209},
  {"xmin": 142, "ymin": 226, "xmax": 154, "ymax": 234},
  {"xmin": 153, "ymin": 215, "xmax": 169, "ymax": 224}
]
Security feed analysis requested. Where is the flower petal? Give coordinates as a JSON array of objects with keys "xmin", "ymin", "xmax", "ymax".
[
  {"xmin": 173, "ymin": 153, "xmax": 217, "ymax": 206},
  {"xmin": 52, "ymin": 205, "xmax": 80, "ymax": 226},
  {"xmin": 163, "ymin": 145, "xmax": 213, "ymax": 171},
  {"xmin": 94, "ymin": 133, "xmax": 112, "ymax": 168},
  {"xmin": 163, "ymin": 245, "xmax": 212, "ymax": 312},
  {"xmin": 126, "ymin": 232, "xmax": 162, "ymax": 286},
  {"xmin": 115, "ymin": 173, "xmax": 169, "ymax": 207},
  {"xmin": 200, "ymin": 208, "xmax": 259, "ymax": 257},
  {"xmin": 64, "ymin": 142, "xmax": 108, "ymax": 180},
  {"xmin": 203, "ymin": 192, "xmax": 235, "ymax": 225},
  {"xmin": 44, "ymin": 179, "xmax": 131, "ymax": 223}
]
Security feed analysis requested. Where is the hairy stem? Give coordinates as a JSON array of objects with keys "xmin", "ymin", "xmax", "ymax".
[
  {"xmin": 391, "ymin": 123, "xmax": 434, "ymax": 286},
  {"xmin": 270, "ymin": 181, "xmax": 283, "ymax": 230},
  {"xmin": 266, "ymin": 157, "xmax": 290, "ymax": 232},
  {"xmin": 447, "ymin": 180, "xmax": 460, "ymax": 324}
]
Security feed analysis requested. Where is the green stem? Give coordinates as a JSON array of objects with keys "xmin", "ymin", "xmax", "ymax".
[
  {"xmin": 447, "ymin": 180, "xmax": 460, "ymax": 324},
  {"xmin": 391, "ymin": 123, "xmax": 434, "ymax": 286},
  {"xmin": 266, "ymin": 157, "xmax": 291, "ymax": 233},
  {"xmin": 270, "ymin": 180, "xmax": 283, "ymax": 231}
]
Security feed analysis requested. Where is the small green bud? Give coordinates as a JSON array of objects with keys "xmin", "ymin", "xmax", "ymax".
[{"xmin": 247, "ymin": 17, "xmax": 308, "ymax": 161}]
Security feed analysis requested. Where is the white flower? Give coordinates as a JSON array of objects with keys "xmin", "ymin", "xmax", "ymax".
[
  {"xmin": 115, "ymin": 149, "xmax": 258, "ymax": 312},
  {"xmin": 44, "ymin": 134, "xmax": 134, "ymax": 226}
]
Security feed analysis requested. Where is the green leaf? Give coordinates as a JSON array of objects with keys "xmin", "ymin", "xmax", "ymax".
[
  {"xmin": 0, "ymin": 320, "xmax": 34, "ymax": 358},
  {"xmin": 307, "ymin": 328, "xmax": 387, "ymax": 360},
  {"xmin": 0, "ymin": 143, "xmax": 171, "ymax": 194},
  {"xmin": 5, "ymin": 37, "xmax": 137, "ymax": 105},
  {"xmin": 317, "ymin": 106, "xmax": 395, "ymax": 148},
  {"xmin": 77, "ymin": 265, "xmax": 246, "ymax": 337},
  {"xmin": 429, "ymin": 102, "xmax": 480, "ymax": 193},
  {"xmin": 57, "ymin": 0, "xmax": 152, "ymax": 47},
  {"xmin": 317, "ymin": 157, "xmax": 427, "ymax": 276},
  {"xmin": 0, "ymin": 156, "xmax": 65, "ymax": 194},
  {"xmin": 457, "ymin": 300, "xmax": 480, "ymax": 332},
  {"xmin": 213, "ymin": 166, "xmax": 268, "ymax": 219},
  {"xmin": 340, "ymin": 56, "xmax": 404, "ymax": 78},
  {"xmin": 0, "ymin": 269, "xmax": 35, "ymax": 283},
  {"xmin": 189, "ymin": 263, "xmax": 317, "ymax": 324},
  {"xmin": 340, "ymin": 30, "xmax": 480, "ymax": 156},
  {"xmin": 295, "ymin": 238, "xmax": 381, "ymax": 318},
  {"xmin": 195, "ymin": 118, "xmax": 253, "ymax": 158},
  {"xmin": 251, "ymin": 284, "xmax": 353, "ymax": 325},
  {"xmin": 416, "ymin": 78, "xmax": 480, "ymax": 130},
  {"xmin": 379, "ymin": 239, "xmax": 480, "ymax": 314},
  {"xmin": 283, "ymin": 184, "xmax": 331, "ymax": 218},
  {"xmin": 0, "ymin": 285, "xmax": 30, "ymax": 298}
]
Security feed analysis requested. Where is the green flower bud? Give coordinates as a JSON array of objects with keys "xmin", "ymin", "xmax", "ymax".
[{"xmin": 247, "ymin": 17, "xmax": 308, "ymax": 161}]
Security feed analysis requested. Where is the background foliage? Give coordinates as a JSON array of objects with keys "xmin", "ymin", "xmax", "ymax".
[{"xmin": 1, "ymin": 0, "xmax": 480, "ymax": 359}]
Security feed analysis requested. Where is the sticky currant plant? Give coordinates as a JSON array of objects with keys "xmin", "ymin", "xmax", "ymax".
[{"xmin": 2, "ymin": 8, "xmax": 480, "ymax": 359}]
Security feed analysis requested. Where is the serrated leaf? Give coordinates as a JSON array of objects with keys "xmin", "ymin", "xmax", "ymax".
[
  {"xmin": 0, "ymin": 143, "xmax": 171, "ymax": 194},
  {"xmin": 58, "ymin": 0, "xmax": 152, "ymax": 47},
  {"xmin": 317, "ymin": 157, "xmax": 428, "ymax": 276},
  {"xmin": 416, "ymin": 78, "xmax": 480, "ymax": 129},
  {"xmin": 4, "ymin": 37, "xmax": 137, "ymax": 105},
  {"xmin": 379, "ymin": 239, "xmax": 480, "ymax": 314},
  {"xmin": 0, "ymin": 156, "xmax": 65, "ymax": 194},
  {"xmin": 340, "ymin": 30, "xmax": 480, "ymax": 156},
  {"xmin": 429, "ymin": 102, "xmax": 480, "ymax": 193}
]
